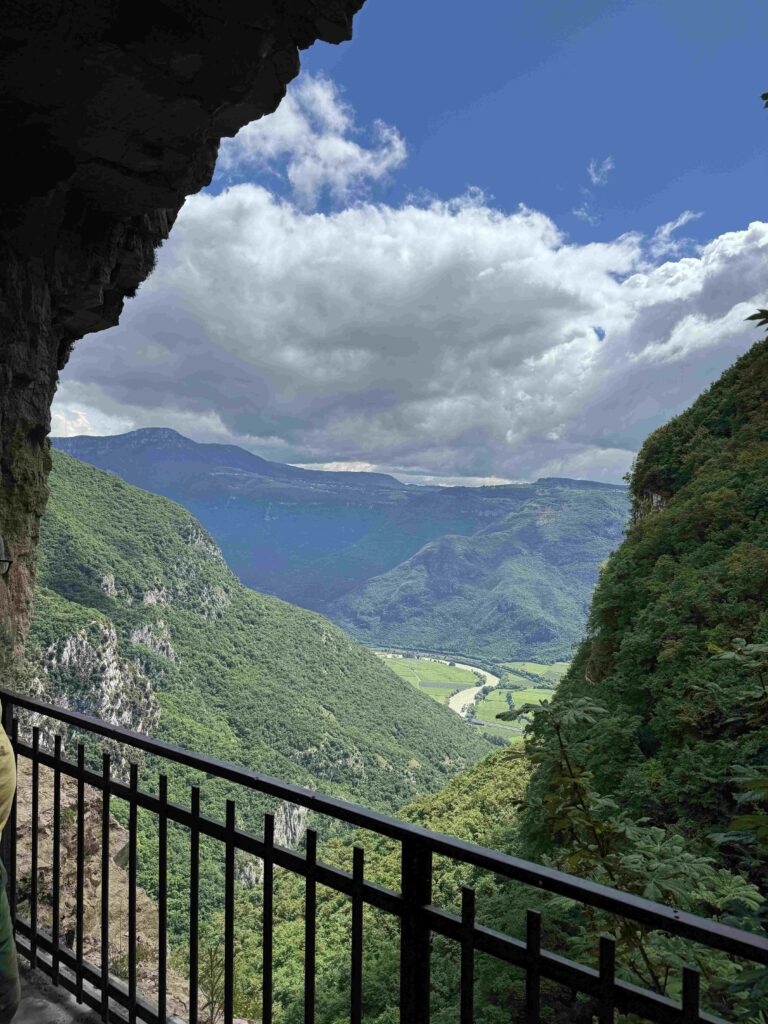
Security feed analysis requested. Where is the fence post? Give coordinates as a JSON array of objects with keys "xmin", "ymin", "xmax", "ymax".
[{"xmin": 400, "ymin": 838, "xmax": 432, "ymax": 1024}]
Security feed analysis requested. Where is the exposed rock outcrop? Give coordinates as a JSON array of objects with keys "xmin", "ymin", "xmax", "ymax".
[
  {"xmin": 38, "ymin": 624, "xmax": 160, "ymax": 737},
  {"xmin": 236, "ymin": 800, "xmax": 310, "ymax": 888},
  {"xmin": 130, "ymin": 620, "xmax": 176, "ymax": 661},
  {"xmin": 15, "ymin": 761, "xmax": 190, "ymax": 1019},
  {"xmin": 0, "ymin": 0, "xmax": 365, "ymax": 670}
]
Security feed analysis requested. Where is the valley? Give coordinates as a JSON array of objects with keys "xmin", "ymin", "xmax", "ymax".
[
  {"xmin": 376, "ymin": 652, "xmax": 559, "ymax": 742},
  {"xmin": 37, "ymin": 341, "xmax": 768, "ymax": 1022},
  {"xmin": 53, "ymin": 429, "xmax": 628, "ymax": 664},
  {"xmin": 208, "ymin": 337, "xmax": 768, "ymax": 1024},
  {"xmin": 21, "ymin": 342, "xmax": 768, "ymax": 1023},
  {"xmin": 29, "ymin": 452, "xmax": 491, "ymax": 818}
]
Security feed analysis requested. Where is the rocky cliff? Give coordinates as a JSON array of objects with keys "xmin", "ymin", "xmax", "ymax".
[{"xmin": 0, "ymin": 0, "xmax": 365, "ymax": 674}]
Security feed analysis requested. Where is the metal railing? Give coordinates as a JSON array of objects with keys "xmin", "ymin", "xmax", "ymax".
[{"xmin": 0, "ymin": 686, "xmax": 766, "ymax": 1024}]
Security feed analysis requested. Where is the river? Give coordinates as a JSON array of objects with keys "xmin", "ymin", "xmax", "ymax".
[{"xmin": 443, "ymin": 662, "xmax": 500, "ymax": 717}]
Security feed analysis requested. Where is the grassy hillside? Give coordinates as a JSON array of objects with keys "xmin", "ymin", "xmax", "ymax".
[
  {"xmin": 29, "ymin": 451, "xmax": 490, "ymax": 814},
  {"xmin": 330, "ymin": 482, "xmax": 628, "ymax": 662}
]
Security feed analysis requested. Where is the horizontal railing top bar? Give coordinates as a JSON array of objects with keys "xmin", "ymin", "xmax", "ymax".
[{"xmin": 4, "ymin": 686, "xmax": 768, "ymax": 968}]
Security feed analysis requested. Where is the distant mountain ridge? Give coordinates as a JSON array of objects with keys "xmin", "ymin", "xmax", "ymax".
[
  {"xmin": 53, "ymin": 429, "xmax": 629, "ymax": 663},
  {"xmin": 54, "ymin": 427, "xmax": 405, "ymax": 492}
]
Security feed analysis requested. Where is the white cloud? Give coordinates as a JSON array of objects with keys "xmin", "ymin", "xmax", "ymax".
[
  {"xmin": 51, "ymin": 75, "xmax": 768, "ymax": 485},
  {"xmin": 587, "ymin": 156, "xmax": 615, "ymax": 186},
  {"xmin": 573, "ymin": 202, "xmax": 598, "ymax": 224},
  {"xmin": 55, "ymin": 177, "xmax": 768, "ymax": 484},
  {"xmin": 217, "ymin": 74, "xmax": 406, "ymax": 208},
  {"xmin": 292, "ymin": 462, "xmax": 516, "ymax": 487},
  {"xmin": 649, "ymin": 209, "xmax": 703, "ymax": 259}
]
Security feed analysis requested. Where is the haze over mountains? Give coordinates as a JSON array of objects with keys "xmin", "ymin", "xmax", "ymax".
[{"xmin": 54, "ymin": 428, "xmax": 629, "ymax": 663}]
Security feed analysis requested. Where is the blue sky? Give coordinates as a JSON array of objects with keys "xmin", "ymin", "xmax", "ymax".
[
  {"xmin": 297, "ymin": 0, "xmax": 768, "ymax": 243},
  {"xmin": 53, "ymin": 0, "xmax": 768, "ymax": 485}
]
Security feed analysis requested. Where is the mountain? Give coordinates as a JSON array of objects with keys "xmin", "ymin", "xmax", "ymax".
[
  {"xmin": 27, "ymin": 451, "xmax": 490, "ymax": 815},
  {"xmin": 329, "ymin": 482, "xmax": 628, "ymax": 663},
  {"xmin": 519, "ymin": 336, "xmax": 768, "ymax": 848},
  {"xmin": 53, "ymin": 429, "xmax": 629, "ymax": 663}
]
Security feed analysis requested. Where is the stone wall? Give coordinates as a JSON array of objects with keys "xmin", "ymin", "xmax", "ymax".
[{"xmin": 0, "ymin": 0, "xmax": 364, "ymax": 670}]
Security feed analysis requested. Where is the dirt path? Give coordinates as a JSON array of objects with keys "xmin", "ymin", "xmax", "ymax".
[{"xmin": 446, "ymin": 662, "xmax": 500, "ymax": 717}]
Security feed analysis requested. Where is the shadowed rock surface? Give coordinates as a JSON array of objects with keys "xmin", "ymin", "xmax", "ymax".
[{"xmin": 0, "ymin": 0, "xmax": 365, "ymax": 670}]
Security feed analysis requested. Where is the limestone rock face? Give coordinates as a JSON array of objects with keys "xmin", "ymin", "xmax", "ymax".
[
  {"xmin": 0, "ymin": 0, "xmax": 365, "ymax": 665},
  {"xmin": 36, "ymin": 623, "xmax": 161, "ymax": 738}
]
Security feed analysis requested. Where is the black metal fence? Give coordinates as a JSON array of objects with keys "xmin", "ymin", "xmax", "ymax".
[{"xmin": 1, "ymin": 686, "xmax": 766, "ymax": 1024}]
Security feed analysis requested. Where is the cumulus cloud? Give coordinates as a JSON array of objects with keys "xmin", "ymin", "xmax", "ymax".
[
  {"xmin": 587, "ymin": 156, "xmax": 615, "ymax": 186},
  {"xmin": 55, "ymin": 174, "xmax": 768, "ymax": 484},
  {"xmin": 216, "ymin": 74, "xmax": 406, "ymax": 208}
]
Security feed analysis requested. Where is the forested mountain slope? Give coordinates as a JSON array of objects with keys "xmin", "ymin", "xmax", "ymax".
[
  {"xmin": 524, "ymin": 336, "xmax": 768, "ymax": 847},
  {"xmin": 53, "ymin": 430, "xmax": 628, "ymax": 662},
  {"xmin": 209, "ymin": 747, "xmax": 533, "ymax": 1023},
  {"xmin": 330, "ymin": 482, "xmax": 627, "ymax": 662},
  {"xmin": 27, "ymin": 452, "xmax": 490, "ymax": 813}
]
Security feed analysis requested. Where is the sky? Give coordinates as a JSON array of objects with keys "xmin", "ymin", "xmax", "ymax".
[{"xmin": 52, "ymin": 0, "xmax": 768, "ymax": 485}]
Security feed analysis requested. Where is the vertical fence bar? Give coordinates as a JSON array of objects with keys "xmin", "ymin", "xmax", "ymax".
[
  {"xmin": 460, "ymin": 886, "xmax": 475, "ymax": 1024},
  {"xmin": 682, "ymin": 967, "xmax": 701, "ymax": 1023},
  {"xmin": 158, "ymin": 774, "xmax": 168, "ymax": 1022},
  {"xmin": 304, "ymin": 829, "xmax": 317, "ymax": 1024},
  {"xmin": 262, "ymin": 813, "xmax": 274, "ymax": 1024},
  {"xmin": 51, "ymin": 733, "xmax": 62, "ymax": 984},
  {"xmin": 525, "ymin": 910, "xmax": 541, "ymax": 1024},
  {"xmin": 30, "ymin": 726, "xmax": 39, "ymax": 969},
  {"xmin": 224, "ymin": 799, "xmax": 236, "ymax": 1024},
  {"xmin": 101, "ymin": 751, "xmax": 111, "ymax": 1021},
  {"xmin": 128, "ymin": 763, "xmax": 138, "ymax": 1024},
  {"xmin": 597, "ymin": 935, "xmax": 615, "ymax": 1024},
  {"xmin": 6, "ymin": 715, "xmax": 17, "ymax": 930},
  {"xmin": 189, "ymin": 786, "xmax": 200, "ymax": 1024},
  {"xmin": 350, "ymin": 846, "xmax": 364, "ymax": 1024},
  {"xmin": 399, "ymin": 838, "xmax": 432, "ymax": 1024},
  {"xmin": 76, "ymin": 743, "xmax": 85, "ymax": 1001}
]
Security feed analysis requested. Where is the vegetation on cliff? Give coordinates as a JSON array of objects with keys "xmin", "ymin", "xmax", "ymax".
[
  {"xmin": 504, "ymin": 337, "xmax": 768, "ymax": 1017},
  {"xmin": 522, "ymin": 336, "xmax": 768, "ymax": 857}
]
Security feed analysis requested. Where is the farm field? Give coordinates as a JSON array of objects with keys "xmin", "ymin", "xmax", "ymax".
[
  {"xmin": 381, "ymin": 655, "xmax": 478, "ymax": 705},
  {"xmin": 472, "ymin": 681, "xmax": 556, "ymax": 740},
  {"xmin": 475, "ymin": 687, "xmax": 552, "ymax": 722},
  {"xmin": 502, "ymin": 661, "xmax": 569, "ymax": 685}
]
